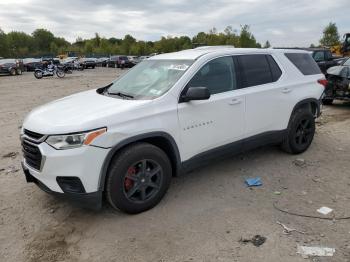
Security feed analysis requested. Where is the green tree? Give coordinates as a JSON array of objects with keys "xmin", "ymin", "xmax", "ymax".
[
  {"xmin": 6, "ymin": 31, "xmax": 34, "ymax": 57},
  {"xmin": 239, "ymin": 25, "xmax": 259, "ymax": 48},
  {"xmin": 32, "ymin": 29, "xmax": 55, "ymax": 53},
  {"xmin": 319, "ymin": 22, "xmax": 340, "ymax": 47},
  {"xmin": 0, "ymin": 28, "xmax": 9, "ymax": 57}
]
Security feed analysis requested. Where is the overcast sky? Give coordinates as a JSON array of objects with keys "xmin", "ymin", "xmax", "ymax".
[{"xmin": 0, "ymin": 0, "xmax": 348, "ymax": 47}]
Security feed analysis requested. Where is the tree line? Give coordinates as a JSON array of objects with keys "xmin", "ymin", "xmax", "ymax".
[
  {"xmin": 0, "ymin": 22, "xmax": 341, "ymax": 59},
  {"xmin": 0, "ymin": 25, "xmax": 269, "ymax": 58}
]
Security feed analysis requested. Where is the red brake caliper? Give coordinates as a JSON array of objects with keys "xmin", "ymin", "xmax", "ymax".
[{"xmin": 124, "ymin": 167, "xmax": 136, "ymax": 191}]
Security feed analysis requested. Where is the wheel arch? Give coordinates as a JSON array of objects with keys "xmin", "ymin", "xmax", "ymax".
[
  {"xmin": 98, "ymin": 132, "xmax": 182, "ymax": 192},
  {"xmin": 291, "ymin": 98, "xmax": 320, "ymax": 119}
]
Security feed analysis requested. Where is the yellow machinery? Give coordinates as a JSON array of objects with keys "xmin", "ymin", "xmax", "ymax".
[{"xmin": 331, "ymin": 33, "xmax": 350, "ymax": 57}]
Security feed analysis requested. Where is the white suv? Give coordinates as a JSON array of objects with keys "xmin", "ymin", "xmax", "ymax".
[{"xmin": 21, "ymin": 47, "xmax": 326, "ymax": 213}]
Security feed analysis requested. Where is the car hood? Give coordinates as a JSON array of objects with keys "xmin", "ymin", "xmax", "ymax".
[{"xmin": 23, "ymin": 89, "xmax": 151, "ymax": 134}]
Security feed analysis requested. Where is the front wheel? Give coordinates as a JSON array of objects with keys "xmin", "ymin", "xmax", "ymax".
[
  {"xmin": 106, "ymin": 143, "xmax": 172, "ymax": 214},
  {"xmin": 56, "ymin": 70, "xmax": 65, "ymax": 78},
  {"xmin": 281, "ymin": 109, "xmax": 315, "ymax": 154},
  {"xmin": 10, "ymin": 68, "xmax": 16, "ymax": 76}
]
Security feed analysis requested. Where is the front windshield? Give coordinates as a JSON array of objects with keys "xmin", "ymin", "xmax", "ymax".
[
  {"xmin": 107, "ymin": 59, "xmax": 193, "ymax": 99},
  {"xmin": 343, "ymin": 58, "xmax": 350, "ymax": 66}
]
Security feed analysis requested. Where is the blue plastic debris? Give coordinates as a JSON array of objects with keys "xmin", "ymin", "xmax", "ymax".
[{"xmin": 245, "ymin": 177, "xmax": 262, "ymax": 187}]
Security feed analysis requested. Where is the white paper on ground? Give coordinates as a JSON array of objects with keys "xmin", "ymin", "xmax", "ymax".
[
  {"xmin": 297, "ymin": 246, "xmax": 335, "ymax": 257},
  {"xmin": 317, "ymin": 206, "xmax": 333, "ymax": 215}
]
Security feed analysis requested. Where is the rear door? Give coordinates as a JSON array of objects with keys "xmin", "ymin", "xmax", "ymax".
[
  {"xmin": 177, "ymin": 56, "xmax": 246, "ymax": 160},
  {"xmin": 236, "ymin": 54, "xmax": 286, "ymax": 137}
]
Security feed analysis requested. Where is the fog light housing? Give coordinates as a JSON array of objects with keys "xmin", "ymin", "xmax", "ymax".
[{"xmin": 56, "ymin": 177, "xmax": 86, "ymax": 193}]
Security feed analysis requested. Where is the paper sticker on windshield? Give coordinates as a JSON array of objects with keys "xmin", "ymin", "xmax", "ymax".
[
  {"xmin": 168, "ymin": 64, "xmax": 189, "ymax": 71},
  {"xmin": 149, "ymin": 89, "xmax": 162, "ymax": 95}
]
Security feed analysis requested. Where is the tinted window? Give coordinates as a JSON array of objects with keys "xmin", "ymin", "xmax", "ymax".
[
  {"xmin": 313, "ymin": 51, "xmax": 325, "ymax": 62},
  {"xmin": 285, "ymin": 53, "xmax": 322, "ymax": 75},
  {"xmin": 325, "ymin": 51, "xmax": 332, "ymax": 60},
  {"xmin": 267, "ymin": 55, "xmax": 282, "ymax": 81},
  {"xmin": 239, "ymin": 55, "xmax": 272, "ymax": 87},
  {"xmin": 188, "ymin": 56, "xmax": 236, "ymax": 95}
]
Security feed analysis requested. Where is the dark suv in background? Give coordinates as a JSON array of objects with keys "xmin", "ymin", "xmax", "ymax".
[
  {"xmin": 307, "ymin": 48, "xmax": 340, "ymax": 74},
  {"xmin": 82, "ymin": 58, "xmax": 97, "ymax": 69},
  {"xmin": 107, "ymin": 56, "xmax": 131, "ymax": 68}
]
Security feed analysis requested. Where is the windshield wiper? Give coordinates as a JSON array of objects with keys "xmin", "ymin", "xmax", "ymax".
[{"xmin": 107, "ymin": 91, "xmax": 134, "ymax": 99}]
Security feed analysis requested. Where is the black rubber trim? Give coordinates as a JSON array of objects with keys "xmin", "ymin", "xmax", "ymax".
[
  {"xmin": 97, "ymin": 132, "xmax": 181, "ymax": 191},
  {"xmin": 22, "ymin": 162, "xmax": 102, "ymax": 210},
  {"xmin": 182, "ymin": 130, "xmax": 286, "ymax": 171},
  {"xmin": 292, "ymin": 98, "xmax": 321, "ymax": 118}
]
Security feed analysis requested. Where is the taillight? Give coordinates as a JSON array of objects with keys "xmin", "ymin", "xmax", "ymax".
[{"xmin": 317, "ymin": 79, "xmax": 328, "ymax": 88}]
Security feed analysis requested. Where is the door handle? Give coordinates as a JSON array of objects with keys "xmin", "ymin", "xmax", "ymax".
[
  {"xmin": 282, "ymin": 88, "xmax": 292, "ymax": 94},
  {"xmin": 229, "ymin": 98, "xmax": 242, "ymax": 105}
]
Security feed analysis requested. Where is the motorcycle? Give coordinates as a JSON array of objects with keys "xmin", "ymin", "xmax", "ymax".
[{"xmin": 34, "ymin": 65, "xmax": 65, "ymax": 79}]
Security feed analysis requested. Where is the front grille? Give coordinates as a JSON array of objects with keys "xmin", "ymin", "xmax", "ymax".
[
  {"xmin": 24, "ymin": 129, "xmax": 44, "ymax": 140},
  {"xmin": 22, "ymin": 139, "xmax": 42, "ymax": 170}
]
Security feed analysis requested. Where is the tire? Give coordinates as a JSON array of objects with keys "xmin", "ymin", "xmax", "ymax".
[
  {"xmin": 281, "ymin": 109, "xmax": 315, "ymax": 154},
  {"xmin": 92, "ymin": 66, "xmax": 95, "ymax": 69},
  {"xmin": 10, "ymin": 68, "xmax": 16, "ymax": 76},
  {"xmin": 34, "ymin": 71, "xmax": 43, "ymax": 79},
  {"xmin": 16, "ymin": 68, "xmax": 22, "ymax": 75},
  {"xmin": 106, "ymin": 143, "xmax": 172, "ymax": 214},
  {"xmin": 56, "ymin": 70, "xmax": 65, "ymax": 78},
  {"xmin": 322, "ymin": 98, "xmax": 333, "ymax": 105}
]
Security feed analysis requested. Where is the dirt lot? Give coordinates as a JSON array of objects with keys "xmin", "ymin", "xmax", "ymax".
[{"xmin": 0, "ymin": 68, "xmax": 350, "ymax": 262}]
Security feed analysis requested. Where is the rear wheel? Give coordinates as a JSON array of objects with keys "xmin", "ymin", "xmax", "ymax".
[
  {"xmin": 56, "ymin": 70, "xmax": 65, "ymax": 78},
  {"xmin": 10, "ymin": 68, "xmax": 16, "ymax": 76},
  {"xmin": 322, "ymin": 98, "xmax": 333, "ymax": 105},
  {"xmin": 16, "ymin": 68, "xmax": 22, "ymax": 75},
  {"xmin": 34, "ymin": 71, "xmax": 43, "ymax": 79},
  {"xmin": 106, "ymin": 143, "xmax": 172, "ymax": 214},
  {"xmin": 281, "ymin": 109, "xmax": 315, "ymax": 154}
]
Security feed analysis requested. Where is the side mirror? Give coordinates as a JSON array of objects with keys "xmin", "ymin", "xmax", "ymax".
[{"xmin": 180, "ymin": 86, "xmax": 210, "ymax": 102}]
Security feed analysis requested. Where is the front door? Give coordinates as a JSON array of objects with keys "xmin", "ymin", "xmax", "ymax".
[{"xmin": 177, "ymin": 56, "xmax": 246, "ymax": 161}]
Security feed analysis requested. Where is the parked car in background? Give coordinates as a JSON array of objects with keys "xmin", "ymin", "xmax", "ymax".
[
  {"xmin": 306, "ymin": 48, "xmax": 339, "ymax": 74},
  {"xmin": 82, "ymin": 58, "xmax": 97, "ymax": 69},
  {"xmin": 61, "ymin": 57, "xmax": 84, "ymax": 70},
  {"xmin": 139, "ymin": 56, "xmax": 150, "ymax": 61},
  {"xmin": 23, "ymin": 58, "xmax": 43, "ymax": 71},
  {"xmin": 0, "ymin": 59, "xmax": 23, "ymax": 76},
  {"xmin": 107, "ymin": 56, "xmax": 131, "ymax": 68},
  {"xmin": 323, "ymin": 57, "xmax": 350, "ymax": 104},
  {"xmin": 21, "ymin": 47, "xmax": 325, "ymax": 213},
  {"xmin": 127, "ymin": 56, "xmax": 140, "ymax": 67},
  {"xmin": 96, "ymin": 57, "xmax": 109, "ymax": 67}
]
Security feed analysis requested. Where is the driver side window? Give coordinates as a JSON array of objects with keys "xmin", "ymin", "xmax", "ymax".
[{"xmin": 187, "ymin": 56, "xmax": 237, "ymax": 95}]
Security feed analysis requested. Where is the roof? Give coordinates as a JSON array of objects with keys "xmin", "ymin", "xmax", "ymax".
[{"xmin": 149, "ymin": 46, "xmax": 309, "ymax": 60}]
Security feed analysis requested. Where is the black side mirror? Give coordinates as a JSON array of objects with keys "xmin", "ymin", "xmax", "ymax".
[{"xmin": 180, "ymin": 86, "xmax": 210, "ymax": 102}]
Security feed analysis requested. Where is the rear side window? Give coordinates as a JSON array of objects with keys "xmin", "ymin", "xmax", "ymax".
[
  {"xmin": 285, "ymin": 53, "xmax": 321, "ymax": 75},
  {"xmin": 238, "ymin": 54, "xmax": 280, "ymax": 88}
]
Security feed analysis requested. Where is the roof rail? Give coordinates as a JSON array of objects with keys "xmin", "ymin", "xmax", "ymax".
[{"xmin": 194, "ymin": 45, "xmax": 235, "ymax": 50}]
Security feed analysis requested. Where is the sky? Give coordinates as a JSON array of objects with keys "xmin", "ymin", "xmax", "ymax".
[{"xmin": 0, "ymin": 0, "xmax": 348, "ymax": 47}]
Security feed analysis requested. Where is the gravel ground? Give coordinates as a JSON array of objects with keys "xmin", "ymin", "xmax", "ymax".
[{"xmin": 0, "ymin": 68, "xmax": 350, "ymax": 262}]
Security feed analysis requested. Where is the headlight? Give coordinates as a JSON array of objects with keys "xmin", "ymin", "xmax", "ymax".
[{"xmin": 46, "ymin": 128, "xmax": 106, "ymax": 150}]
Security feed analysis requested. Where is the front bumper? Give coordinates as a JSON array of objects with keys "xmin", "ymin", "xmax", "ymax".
[
  {"xmin": 0, "ymin": 67, "xmax": 10, "ymax": 74},
  {"xmin": 22, "ymin": 162, "xmax": 102, "ymax": 210},
  {"xmin": 21, "ymin": 142, "xmax": 110, "ymax": 210}
]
